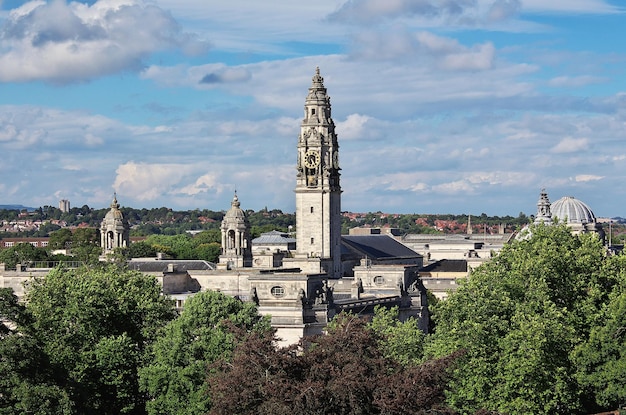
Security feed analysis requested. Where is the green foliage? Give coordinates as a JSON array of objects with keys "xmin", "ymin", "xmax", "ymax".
[
  {"xmin": 368, "ymin": 306, "xmax": 426, "ymax": 366},
  {"xmin": 193, "ymin": 242, "xmax": 221, "ymax": 263},
  {"xmin": 48, "ymin": 228, "xmax": 73, "ymax": 250},
  {"xmin": 0, "ymin": 243, "xmax": 49, "ymax": 269},
  {"xmin": 145, "ymin": 234, "xmax": 196, "ymax": 259},
  {"xmin": 139, "ymin": 290, "xmax": 271, "ymax": 415},
  {"xmin": 425, "ymin": 224, "xmax": 625, "ymax": 415},
  {"xmin": 0, "ymin": 265, "xmax": 177, "ymax": 415},
  {"xmin": 71, "ymin": 228, "xmax": 101, "ymax": 264},
  {"xmin": 572, "ymin": 254, "xmax": 626, "ymax": 408},
  {"xmin": 142, "ymin": 234, "xmax": 221, "ymax": 262},
  {"xmin": 127, "ymin": 241, "xmax": 157, "ymax": 258},
  {"xmin": 193, "ymin": 230, "xmax": 221, "ymax": 245}
]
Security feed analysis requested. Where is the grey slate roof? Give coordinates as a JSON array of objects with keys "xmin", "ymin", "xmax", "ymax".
[
  {"xmin": 252, "ymin": 230, "xmax": 296, "ymax": 244},
  {"xmin": 341, "ymin": 235, "xmax": 421, "ymax": 260},
  {"xmin": 420, "ymin": 259, "xmax": 467, "ymax": 273}
]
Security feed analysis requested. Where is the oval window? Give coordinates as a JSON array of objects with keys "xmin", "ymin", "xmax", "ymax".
[
  {"xmin": 271, "ymin": 286, "xmax": 285, "ymax": 297},
  {"xmin": 373, "ymin": 276, "xmax": 385, "ymax": 285}
]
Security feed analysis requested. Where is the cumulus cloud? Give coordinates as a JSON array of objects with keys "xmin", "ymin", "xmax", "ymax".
[
  {"xmin": 113, "ymin": 161, "xmax": 193, "ymax": 201},
  {"xmin": 551, "ymin": 137, "xmax": 589, "ymax": 153},
  {"xmin": 336, "ymin": 114, "xmax": 371, "ymax": 140},
  {"xmin": 177, "ymin": 173, "xmax": 221, "ymax": 196},
  {"xmin": 0, "ymin": 0, "xmax": 210, "ymax": 83}
]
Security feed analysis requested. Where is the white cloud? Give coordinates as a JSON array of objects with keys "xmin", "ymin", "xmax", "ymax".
[
  {"xmin": 551, "ymin": 137, "xmax": 589, "ymax": 153},
  {"xmin": 521, "ymin": 0, "xmax": 622, "ymax": 14},
  {"xmin": 113, "ymin": 161, "xmax": 193, "ymax": 201},
  {"xmin": 574, "ymin": 174, "xmax": 603, "ymax": 182},
  {"xmin": 0, "ymin": 0, "xmax": 209, "ymax": 83},
  {"xmin": 548, "ymin": 75, "xmax": 606, "ymax": 88},
  {"xmin": 177, "ymin": 173, "xmax": 221, "ymax": 196},
  {"xmin": 441, "ymin": 42, "xmax": 495, "ymax": 71},
  {"xmin": 433, "ymin": 180, "xmax": 476, "ymax": 194},
  {"xmin": 327, "ymin": 0, "xmax": 522, "ymax": 25},
  {"xmin": 84, "ymin": 133, "xmax": 103, "ymax": 146},
  {"xmin": 336, "ymin": 114, "xmax": 370, "ymax": 140}
]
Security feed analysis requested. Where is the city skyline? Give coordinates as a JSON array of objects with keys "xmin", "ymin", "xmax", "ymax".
[{"xmin": 1, "ymin": 0, "xmax": 625, "ymax": 217}]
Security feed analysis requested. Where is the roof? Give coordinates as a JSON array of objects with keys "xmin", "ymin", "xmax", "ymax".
[
  {"xmin": 341, "ymin": 235, "xmax": 421, "ymax": 260},
  {"xmin": 420, "ymin": 259, "xmax": 468, "ymax": 273},
  {"xmin": 252, "ymin": 230, "xmax": 296, "ymax": 244},
  {"xmin": 551, "ymin": 196, "xmax": 596, "ymax": 224}
]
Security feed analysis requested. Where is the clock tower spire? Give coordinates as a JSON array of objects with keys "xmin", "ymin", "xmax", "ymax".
[{"xmin": 292, "ymin": 67, "xmax": 342, "ymax": 277}]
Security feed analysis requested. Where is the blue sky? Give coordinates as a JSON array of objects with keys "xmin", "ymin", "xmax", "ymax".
[{"xmin": 1, "ymin": 0, "xmax": 625, "ymax": 217}]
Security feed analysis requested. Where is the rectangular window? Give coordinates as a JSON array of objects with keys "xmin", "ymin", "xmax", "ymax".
[
  {"xmin": 311, "ymin": 237, "xmax": 314, "ymax": 244},
  {"xmin": 310, "ymin": 206, "xmax": 314, "ymax": 213}
]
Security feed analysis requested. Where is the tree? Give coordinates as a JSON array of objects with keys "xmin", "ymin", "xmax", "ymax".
[
  {"xmin": 139, "ymin": 290, "xmax": 271, "ymax": 415},
  {"xmin": 49, "ymin": 228, "xmax": 73, "ymax": 250},
  {"xmin": 572, "ymin": 253, "xmax": 626, "ymax": 409},
  {"xmin": 0, "ymin": 288, "xmax": 72, "ymax": 414},
  {"xmin": 0, "ymin": 243, "xmax": 49, "ymax": 269},
  {"xmin": 208, "ymin": 313, "xmax": 460, "ymax": 415},
  {"xmin": 193, "ymin": 243, "xmax": 221, "ymax": 263},
  {"xmin": 2, "ymin": 265, "xmax": 177, "ymax": 415},
  {"xmin": 425, "ymin": 224, "xmax": 622, "ymax": 415},
  {"xmin": 128, "ymin": 241, "xmax": 157, "ymax": 258},
  {"xmin": 368, "ymin": 305, "xmax": 426, "ymax": 366},
  {"xmin": 71, "ymin": 227, "xmax": 100, "ymax": 264}
]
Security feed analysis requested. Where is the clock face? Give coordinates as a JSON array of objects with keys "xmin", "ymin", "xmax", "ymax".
[
  {"xmin": 332, "ymin": 151, "xmax": 339, "ymax": 169},
  {"xmin": 304, "ymin": 150, "xmax": 321, "ymax": 168}
]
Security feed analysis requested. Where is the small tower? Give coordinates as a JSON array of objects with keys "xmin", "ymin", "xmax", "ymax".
[
  {"xmin": 218, "ymin": 193, "xmax": 252, "ymax": 269},
  {"xmin": 100, "ymin": 193, "xmax": 130, "ymax": 257},
  {"xmin": 534, "ymin": 188, "xmax": 552, "ymax": 225}
]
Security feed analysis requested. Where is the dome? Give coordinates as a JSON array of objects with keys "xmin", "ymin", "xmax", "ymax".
[
  {"xmin": 551, "ymin": 196, "xmax": 596, "ymax": 224},
  {"xmin": 224, "ymin": 194, "xmax": 246, "ymax": 219},
  {"xmin": 103, "ymin": 194, "xmax": 124, "ymax": 222}
]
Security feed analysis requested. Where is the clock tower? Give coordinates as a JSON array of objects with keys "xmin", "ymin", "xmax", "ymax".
[{"xmin": 292, "ymin": 67, "xmax": 342, "ymax": 277}]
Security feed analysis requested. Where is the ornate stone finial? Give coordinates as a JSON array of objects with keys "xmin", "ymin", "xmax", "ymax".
[
  {"xmin": 312, "ymin": 66, "xmax": 324, "ymax": 87},
  {"xmin": 231, "ymin": 191, "xmax": 240, "ymax": 208},
  {"xmin": 111, "ymin": 192, "xmax": 119, "ymax": 209}
]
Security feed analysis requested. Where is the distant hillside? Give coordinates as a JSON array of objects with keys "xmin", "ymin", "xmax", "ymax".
[{"xmin": 0, "ymin": 205, "xmax": 36, "ymax": 211}]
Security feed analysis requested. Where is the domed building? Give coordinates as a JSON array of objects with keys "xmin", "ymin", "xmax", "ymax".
[
  {"xmin": 100, "ymin": 193, "xmax": 130, "ymax": 257},
  {"xmin": 531, "ymin": 189, "xmax": 604, "ymax": 238}
]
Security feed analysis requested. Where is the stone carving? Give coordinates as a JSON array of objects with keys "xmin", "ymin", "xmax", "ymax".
[
  {"xmin": 314, "ymin": 280, "xmax": 334, "ymax": 305},
  {"xmin": 297, "ymin": 288, "xmax": 307, "ymax": 307},
  {"xmin": 249, "ymin": 286, "xmax": 259, "ymax": 305}
]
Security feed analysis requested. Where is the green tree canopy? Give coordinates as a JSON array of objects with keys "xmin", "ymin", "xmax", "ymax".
[
  {"xmin": 139, "ymin": 290, "xmax": 271, "ymax": 415},
  {"xmin": 0, "ymin": 242, "xmax": 49, "ymax": 269},
  {"xmin": 425, "ymin": 223, "xmax": 625, "ymax": 415},
  {"xmin": 1, "ymin": 265, "xmax": 176, "ymax": 415},
  {"xmin": 48, "ymin": 228, "xmax": 73, "ymax": 250}
]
